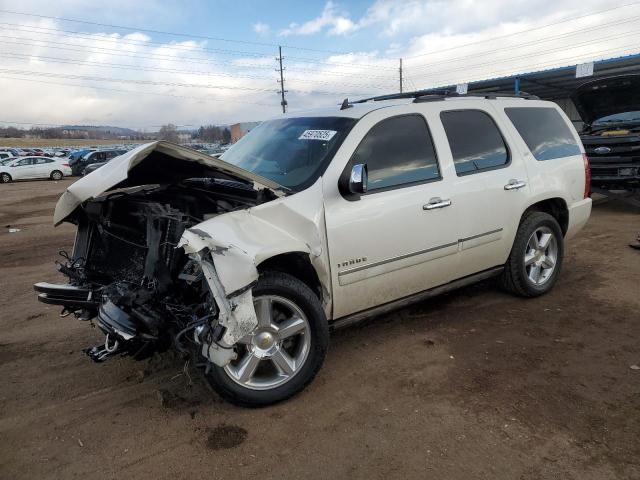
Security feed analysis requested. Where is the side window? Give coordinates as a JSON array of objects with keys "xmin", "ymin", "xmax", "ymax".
[
  {"xmin": 505, "ymin": 107, "xmax": 581, "ymax": 161},
  {"xmin": 351, "ymin": 115, "xmax": 440, "ymax": 191},
  {"xmin": 17, "ymin": 158, "xmax": 32, "ymax": 166},
  {"xmin": 440, "ymin": 110, "xmax": 509, "ymax": 175}
]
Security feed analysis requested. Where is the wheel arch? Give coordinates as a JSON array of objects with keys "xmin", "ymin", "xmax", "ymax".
[
  {"xmin": 522, "ymin": 197, "xmax": 569, "ymax": 236},
  {"xmin": 257, "ymin": 251, "xmax": 323, "ymax": 303}
]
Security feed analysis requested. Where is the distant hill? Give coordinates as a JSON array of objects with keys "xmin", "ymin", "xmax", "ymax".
[{"xmin": 62, "ymin": 125, "xmax": 140, "ymax": 136}]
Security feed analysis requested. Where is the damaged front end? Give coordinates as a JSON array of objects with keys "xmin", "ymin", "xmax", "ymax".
[{"xmin": 34, "ymin": 142, "xmax": 284, "ymax": 367}]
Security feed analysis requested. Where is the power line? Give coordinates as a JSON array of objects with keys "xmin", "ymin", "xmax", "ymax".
[
  {"xmin": 406, "ymin": 14, "xmax": 640, "ymax": 71},
  {"xmin": 409, "ymin": 46, "xmax": 640, "ymax": 91},
  {"xmin": 0, "ymin": 68, "xmax": 378, "ymax": 96},
  {"xmin": 0, "ymin": 8, "xmax": 355, "ymax": 56},
  {"xmin": 0, "ymin": 52, "xmax": 396, "ymax": 89},
  {"xmin": 0, "ymin": 74, "xmax": 278, "ymax": 106},
  {"xmin": 404, "ymin": 0, "xmax": 640, "ymax": 60},
  {"xmin": 406, "ymin": 35, "xmax": 640, "ymax": 81},
  {"xmin": 0, "ymin": 22, "xmax": 274, "ymax": 59},
  {"xmin": 1, "ymin": 21, "xmax": 399, "ymax": 69},
  {"xmin": 0, "ymin": 34, "xmax": 398, "ymax": 79}
]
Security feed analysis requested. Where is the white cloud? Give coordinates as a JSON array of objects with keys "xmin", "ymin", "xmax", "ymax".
[
  {"xmin": 0, "ymin": 0, "xmax": 638, "ymax": 128},
  {"xmin": 253, "ymin": 22, "xmax": 270, "ymax": 35},
  {"xmin": 279, "ymin": 2, "xmax": 358, "ymax": 37}
]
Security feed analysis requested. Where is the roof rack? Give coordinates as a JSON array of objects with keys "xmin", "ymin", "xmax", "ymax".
[{"xmin": 347, "ymin": 89, "xmax": 538, "ymax": 106}]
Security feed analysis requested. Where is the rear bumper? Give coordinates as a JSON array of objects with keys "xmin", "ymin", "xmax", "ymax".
[{"xmin": 565, "ymin": 198, "xmax": 592, "ymax": 240}]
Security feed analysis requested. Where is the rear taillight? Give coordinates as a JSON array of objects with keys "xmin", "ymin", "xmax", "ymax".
[
  {"xmin": 62, "ymin": 163, "xmax": 70, "ymax": 167},
  {"xmin": 582, "ymin": 153, "xmax": 591, "ymax": 199}
]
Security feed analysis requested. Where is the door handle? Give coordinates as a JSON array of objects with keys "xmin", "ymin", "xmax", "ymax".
[
  {"xmin": 423, "ymin": 197, "xmax": 452, "ymax": 210},
  {"xmin": 504, "ymin": 179, "xmax": 527, "ymax": 190}
]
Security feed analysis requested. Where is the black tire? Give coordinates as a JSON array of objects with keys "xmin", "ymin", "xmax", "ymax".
[
  {"xmin": 0, "ymin": 173, "xmax": 11, "ymax": 183},
  {"xmin": 50, "ymin": 170, "xmax": 63, "ymax": 181},
  {"xmin": 204, "ymin": 271, "xmax": 329, "ymax": 407},
  {"xmin": 501, "ymin": 211, "xmax": 564, "ymax": 297}
]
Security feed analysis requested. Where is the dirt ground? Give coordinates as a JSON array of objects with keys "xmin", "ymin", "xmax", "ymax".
[{"xmin": 0, "ymin": 179, "xmax": 639, "ymax": 480}]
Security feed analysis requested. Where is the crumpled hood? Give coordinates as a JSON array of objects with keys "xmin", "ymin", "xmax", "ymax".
[
  {"xmin": 53, "ymin": 141, "xmax": 285, "ymax": 225},
  {"xmin": 572, "ymin": 74, "xmax": 640, "ymax": 124}
]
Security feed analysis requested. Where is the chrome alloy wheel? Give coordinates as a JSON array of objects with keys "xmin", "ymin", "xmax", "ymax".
[
  {"xmin": 524, "ymin": 226, "xmax": 558, "ymax": 286},
  {"xmin": 223, "ymin": 295, "xmax": 311, "ymax": 391}
]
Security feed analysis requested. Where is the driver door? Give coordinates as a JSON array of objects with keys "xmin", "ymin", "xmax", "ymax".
[
  {"xmin": 323, "ymin": 110, "xmax": 461, "ymax": 319},
  {"xmin": 13, "ymin": 158, "xmax": 35, "ymax": 179}
]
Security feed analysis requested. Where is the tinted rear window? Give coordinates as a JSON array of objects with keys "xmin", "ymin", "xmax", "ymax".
[
  {"xmin": 440, "ymin": 110, "xmax": 509, "ymax": 175},
  {"xmin": 505, "ymin": 107, "xmax": 581, "ymax": 161}
]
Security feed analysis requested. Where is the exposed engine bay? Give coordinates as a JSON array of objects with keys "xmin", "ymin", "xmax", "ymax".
[{"xmin": 34, "ymin": 142, "xmax": 284, "ymax": 367}]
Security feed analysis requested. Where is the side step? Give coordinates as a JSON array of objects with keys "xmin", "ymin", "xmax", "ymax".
[{"xmin": 33, "ymin": 282, "xmax": 98, "ymax": 309}]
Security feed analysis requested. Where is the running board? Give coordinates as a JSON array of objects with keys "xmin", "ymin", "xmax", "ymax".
[{"xmin": 330, "ymin": 266, "xmax": 504, "ymax": 330}]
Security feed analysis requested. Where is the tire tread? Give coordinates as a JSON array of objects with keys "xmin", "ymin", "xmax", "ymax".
[
  {"xmin": 501, "ymin": 210, "xmax": 564, "ymax": 297},
  {"xmin": 204, "ymin": 271, "xmax": 328, "ymax": 407}
]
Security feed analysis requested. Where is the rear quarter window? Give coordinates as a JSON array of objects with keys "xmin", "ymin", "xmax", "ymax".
[{"xmin": 505, "ymin": 107, "xmax": 581, "ymax": 161}]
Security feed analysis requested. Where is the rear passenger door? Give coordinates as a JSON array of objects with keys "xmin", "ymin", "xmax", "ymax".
[
  {"xmin": 33, "ymin": 157, "xmax": 53, "ymax": 178},
  {"xmin": 438, "ymin": 105, "xmax": 531, "ymax": 277}
]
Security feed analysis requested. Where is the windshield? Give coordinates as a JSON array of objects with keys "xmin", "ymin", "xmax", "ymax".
[
  {"xmin": 221, "ymin": 116, "xmax": 356, "ymax": 191},
  {"xmin": 593, "ymin": 111, "xmax": 640, "ymax": 125}
]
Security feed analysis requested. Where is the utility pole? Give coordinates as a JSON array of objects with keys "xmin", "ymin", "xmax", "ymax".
[
  {"xmin": 276, "ymin": 46, "xmax": 288, "ymax": 114},
  {"xmin": 399, "ymin": 58, "xmax": 403, "ymax": 94}
]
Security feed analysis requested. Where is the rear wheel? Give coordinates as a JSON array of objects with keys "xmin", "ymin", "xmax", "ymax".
[
  {"xmin": 50, "ymin": 170, "xmax": 63, "ymax": 181},
  {"xmin": 501, "ymin": 211, "xmax": 564, "ymax": 297},
  {"xmin": 0, "ymin": 173, "xmax": 11, "ymax": 183},
  {"xmin": 204, "ymin": 271, "xmax": 329, "ymax": 407}
]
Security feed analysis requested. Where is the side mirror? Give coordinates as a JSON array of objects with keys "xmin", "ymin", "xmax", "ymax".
[{"xmin": 349, "ymin": 163, "xmax": 368, "ymax": 194}]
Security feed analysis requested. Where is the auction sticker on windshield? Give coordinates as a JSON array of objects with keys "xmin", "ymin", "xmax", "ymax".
[{"xmin": 298, "ymin": 130, "xmax": 337, "ymax": 141}]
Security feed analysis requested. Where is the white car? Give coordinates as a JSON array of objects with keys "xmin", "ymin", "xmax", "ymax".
[
  {"xmin": 0, "ymin": 156, "xmax": 72, "ymax": 183},
  {"xmin": 35, "ymin": 92, "xmax": 591, "ymax": 406}
]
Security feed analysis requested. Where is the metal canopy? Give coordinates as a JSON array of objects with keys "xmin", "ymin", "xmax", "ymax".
[{"xmin": 423, "ymin": 52, "xmax": 640, "ymax": 100}]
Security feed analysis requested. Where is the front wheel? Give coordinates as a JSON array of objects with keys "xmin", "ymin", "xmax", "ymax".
[
  {"xmin": 501, "ymin": 211, "xmax": 564, "ymax": 297},
  {"xmin": 204, "ymin": 271, "xmax": 329, "ymax": 407},
  {"xmin": 1, "ymin": 173, "xmax": 11, "ymax": 183}
]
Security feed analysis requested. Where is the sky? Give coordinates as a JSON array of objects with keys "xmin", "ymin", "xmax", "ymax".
[{"xmin": 0, "ymin": 0, "xmax": 639, "ymax": 130}]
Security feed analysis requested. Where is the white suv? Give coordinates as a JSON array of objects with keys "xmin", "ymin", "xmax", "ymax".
[{"xmin": 35, "ymin": 93, "xmax": 591, "ymax": 406}]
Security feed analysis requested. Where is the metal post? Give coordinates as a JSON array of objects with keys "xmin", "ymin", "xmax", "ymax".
[
  {"xmin": 276, "ymin": 46, "xmax": 287, "ymax": 113},
  {"xmin": 399, "ymin": 58, "xmax": 403, "ymax": 94},
  {"xmin": 514, "ymin": 77, "xmax": 520, "ymax": 95}
]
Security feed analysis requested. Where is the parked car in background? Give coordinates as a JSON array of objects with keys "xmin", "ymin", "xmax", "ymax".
[
  {"xmin": 67, "ymin": 149, "xmax": 96, "ymax": 167},
  {"xmin": 0, "ymin": 152, "xmax": 14, "ymax": 161},
  {"xmin": 35, "ymin": 92, "xmax": 591, "ymax": 406},
  {"xmin": 573, "ymin": 75, "xmax": 640, "ymax": 190},
  {"xmin": 0, "ymin": 156, "xmax": 71, "ymax": 183},
  {"xmin": 0, "ymin": 148, "xmax": 20, "ymax": 157},
  {"xmin": 82, "ymin": 161, "xmax": 108, "ymax": 176},
  {"xmin": 31, "ymin": 148, "xmax": 51, "ymax": 157},
  {"xmin": 71, "ymin": 149, "xmax": 126, "ymax": 176}
]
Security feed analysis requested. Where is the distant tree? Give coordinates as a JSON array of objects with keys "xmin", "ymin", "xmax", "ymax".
[
  {"xmin": 158, "ymin": 124, "xmax": 179, "ymax": 143},
  {"xmin": 222, "ymin": 127, "xmax": 231, "ymax": 143}
]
